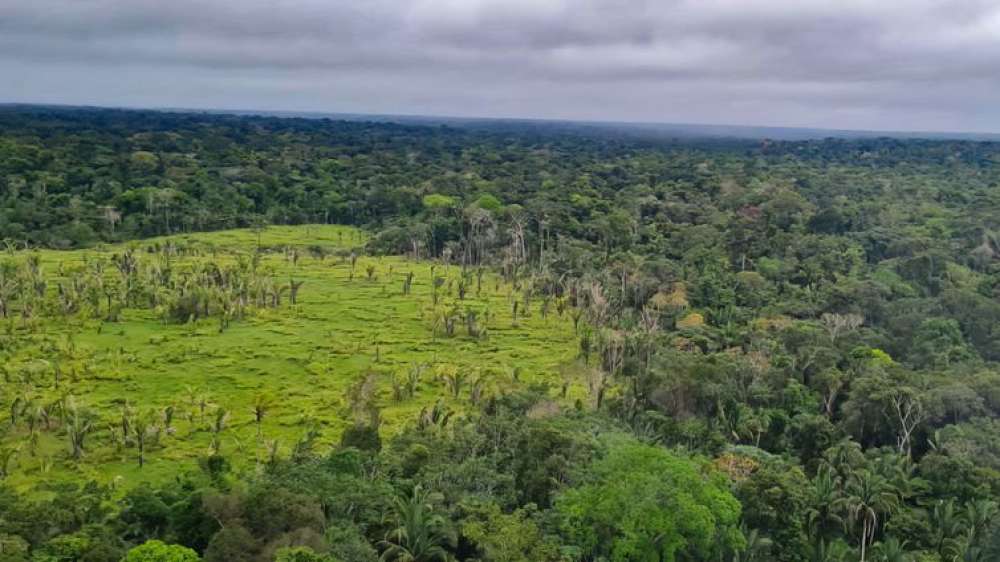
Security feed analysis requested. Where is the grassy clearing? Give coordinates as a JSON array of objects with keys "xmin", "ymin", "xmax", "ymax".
[{"xmin": 0, "ymin": 225, "xmax": 579, "ymax": 491}]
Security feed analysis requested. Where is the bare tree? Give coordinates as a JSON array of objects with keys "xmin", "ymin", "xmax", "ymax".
[
  {"xmin": 885, "ymin": 388, "xmax": 928, "ymax": 458},
  {"xmin": 587, "ymin": 281, "xmax": 609, "ymax": 327},
  {"xmin": 821, "ymin": 313, "xmax": 864, "ymax": 343},
  {"xmin": 99, "ymin": 206, "xmax": 122, "ymax": 234}
]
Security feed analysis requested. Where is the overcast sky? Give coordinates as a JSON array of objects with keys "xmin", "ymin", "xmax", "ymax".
[{"xmin": 3, "ymin": 0, "xmax": 1000, "ymax": 133}]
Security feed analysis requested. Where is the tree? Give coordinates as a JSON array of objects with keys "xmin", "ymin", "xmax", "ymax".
[
  {"xmin": 65, "ymin": 401, "xmax": 95, "ymax": 460},
  {"xmin": 119, "ymin": 487, "xmax": 172, "ymax": 543},
  {"xmin": 736, "ymin": 459, "xmax": 811, "ymax": 561},
  {"xmin": 806, "ymin": 466, "xmax": 844, "ymax": 543},
  {"xmin": 209, "ymin": 407, "xmax": 228, "ymax": 455},
  {"xmin": 820, "ymin": 313, "xmax": 864, "ymax": 344},
  {"xmin": 555, "ymin": 438, "xmax": 744, "ymax": 561},
  {"xmin": 125, "ymin": 539, "xmax": 201, "ymax": 562},
  {"xmin": 461, "ymin": 503, "xmax": 561, "ymax": 562},
  {"xmin": 882, "ymin": 383, "xmax": 930, "ymax": 458},
  {"xmin": 869, "ymin": 537, "xmax": 907, "ymax": 562},
  {"xmin": 834, "ymin": 470, "xmax": 900, "ymax": 562},
  {"xmin": 379, "ymin": 485, "xmax": 455, "ymax": 562},
  {"xmin": 730, "ymin": 526, "xmax": 774, "ymax": 562},
  {"xmin": 204, "ymin": 525, "xmax": 256, "ymax": 562},
  {"xmin": 911, "ymin": 318, "xmax": 975, "ymax": 369},
  {"xmin": 132, "ymin": 411, "xmax": 156, "ymax": 468},
  {"xmin": 251, "ymin": 393, "xmax": 273, "ymax": 438},
  {"xmin": 843, "ymin": 370, "xmax": 935, "ymax": 457},
  {"xmin": 928, "ymin": 499, "xmax": 964, "ymax": 558},
  {"xmin": 248, "ymin": 215, "xmax": 268, "ymax": 249}
]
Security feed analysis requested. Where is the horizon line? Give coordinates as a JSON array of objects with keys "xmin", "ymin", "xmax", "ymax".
[{"xmin": 3, "ymin": 100, "xmax": 999, "ymax": 142}]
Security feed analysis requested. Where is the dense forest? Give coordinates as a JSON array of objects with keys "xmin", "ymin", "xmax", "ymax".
[{"xmin": 2, "ymin": 105, "xmax": 1000, "ymax": 561}]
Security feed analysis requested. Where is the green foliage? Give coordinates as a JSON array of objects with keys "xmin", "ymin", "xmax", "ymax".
[
  {"xmin": 203, "ymin": 525, "xmax": 255, "ymax": 562},
  {"xmin": 911, "ymin": 318, "xmax": 976, "ymax": 369},
  {"xmin": 422, "ymin": 194, "xmax": 456, "ymax": 211},
  {"xmin": 461, "ymin": 503, "xmax": 562, "ymax": 562},
  {"xmin": 735, "ymin": 459, "xmax": 811, "ymax": 561},
  {"xmin": 473, "ymin": 194, "xmax": 502, "ymax": 212},
  {"xmin": 125, "ymin": 540, "xmax": 201, "ymax": 562},
  {"xmin": 340, "ymin": 424, "xmax": 382, "ymax": 453},
  {"xmin": 554, "ymin": 438, "xmax": 744, "ymax": 561},
  {"xmin": 379, "ymin": 485, "xmax": 456, "ymax": 562}
]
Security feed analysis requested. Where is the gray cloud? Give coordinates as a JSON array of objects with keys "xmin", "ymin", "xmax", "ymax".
[{"xmin": 2, "ymin": 0, "xmax": 1000, "ymax": 132}]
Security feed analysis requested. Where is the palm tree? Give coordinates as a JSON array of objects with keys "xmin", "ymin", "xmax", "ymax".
[
  {"xmin": 439, "ymin": 370, "xmax": 466, "ymax": 398},
  {"xmin": 183, "ymin": 385, "xmax": 200, "ymax": 426},
  {"xmin": 162, "ymin": 405, "xmax": 175, "ymax": 433},
  {"xmin": 807, "ymin": 466, "xmax": 843, "ymax": 541},
  {"xmin": 132, "ymin": 413, "xmax": 154, "ymax": 468},
  {"xmin": 198, "ymin": 393, "xmax": 212, "ymax": 426},
  {"xmin": 959, "ymin": 543, "xmax": 987, "ymax": 562},
  {"xmin": 405, "ymin": 363, "xmax": 425, "ymax": 398},
  {"xmin": 288, "ymin": 278, "xmax": 304, "ymax": 304},
  {"xmin": 834, "ymin": 470, "xmax": 900, "ymax": 562},
  {"xmin": 379, "ymin": 485, "xmax": 455, "ymax": 561},
  {"xmin": 210, "ymin": 407, "xmax": 228, "ymax": 455},
  {"xmin": 871, "ymin": 454, "xmax": 922, "ymax": 502},
  {"xmin": 417, "ymin": 401, "xmax": 454, "ymax": 433},
  {"xmin": 823, "ymin": 440, "xmax": 865, "ymax": 481},
  {"xmin": 730, "ymin": 526, "xmax": 773, "ymax": 562},
  {"xmin": 963, "ymin": 498, "xmax": 998, "ymax": 542},
  {"xmin": 870, "ymin": 537, "xmax": 908, "ymax": 562},
  {"xmin": 251, "ymin": 393, "xmax": 272, "ymax": 438},
  {"xmin": 65, "ymin": 402, "xmax": 94, "ymax": 461},
  {"xmin": 929, "ymin": 499, "xmax": 999, "ymax": 562},
  {"xmin": 808, "ymin": 539, "xmax": 851, "ymax": 562},
  {"xmin": 929, "ymin": 499, "xmax": 964, "ymax": 558}
]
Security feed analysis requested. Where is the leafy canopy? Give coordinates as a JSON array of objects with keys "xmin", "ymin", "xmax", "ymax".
[{"xmin": 555, "ymin": 437, "xmax": 744, "ymax": 562}]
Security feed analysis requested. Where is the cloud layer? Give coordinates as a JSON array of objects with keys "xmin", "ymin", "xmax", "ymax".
[{"xmin": 3, "ymin": 0, "xmax": 1000, "ymax": 132}]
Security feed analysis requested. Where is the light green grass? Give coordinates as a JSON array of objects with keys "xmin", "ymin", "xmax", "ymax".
[{"xmin": 0, "ymin": 225, "xmax": 581, "ymax": 491}]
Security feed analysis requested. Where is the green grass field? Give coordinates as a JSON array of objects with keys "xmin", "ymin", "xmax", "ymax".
[{"xmin": 0, "ymin": 225, "xmax": 580, "ymax": 491}]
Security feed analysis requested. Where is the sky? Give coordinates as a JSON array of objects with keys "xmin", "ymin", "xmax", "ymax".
[{"xmin": 3, "ymin": 0, "xmax": 1000, "ymax": 133}]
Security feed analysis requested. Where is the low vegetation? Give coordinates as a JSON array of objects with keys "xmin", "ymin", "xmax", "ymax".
[{"xmin": 0, "ymin": 225, "xmax": 576, "ymax": 488}]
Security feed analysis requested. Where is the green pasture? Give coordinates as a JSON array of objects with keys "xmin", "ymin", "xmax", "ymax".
[{"xmin": 0, "ymin": 225, "xmax": 579, "ymax": 491}]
